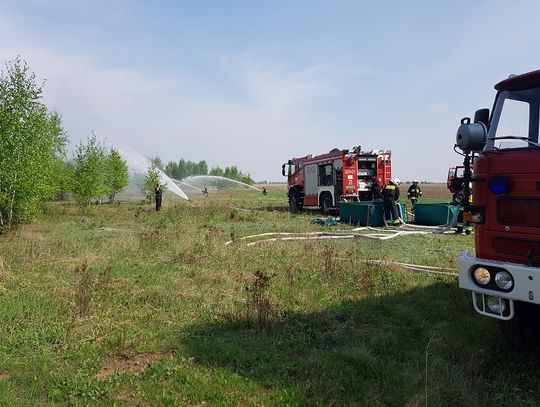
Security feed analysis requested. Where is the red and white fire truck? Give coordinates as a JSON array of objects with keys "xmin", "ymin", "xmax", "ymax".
[
  {"xmin": 282, "ymin": 147, "xmax": 392, "ymax": 213},
  {"xmin": 455, "ymin": 69, "xmax": 540, "ymax": 345},
  {"xmin": 447, "ymin": 166, "xmax": 465, "ymax": 194}
]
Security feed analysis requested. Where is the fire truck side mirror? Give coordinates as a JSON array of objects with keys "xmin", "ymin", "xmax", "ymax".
[
  {"xmin": 281, "ymin": 164, "xmax": 286, "ymax": 177},
  {"xmin": 474, "ymin": 108, "xmax": 490, "ymax": 127},
  {"xmin": 456, "ymin": 117, "xmax": 487, "ymax": 153}
]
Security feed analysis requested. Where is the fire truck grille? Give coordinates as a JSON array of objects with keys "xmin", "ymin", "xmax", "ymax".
[
  {"xmin": 492, "ymin": 237, "xmax": 540, "ymax": 262},
  {"xmin": 498, "ymin": 198, "xmax": 540, "ymax": 227}
]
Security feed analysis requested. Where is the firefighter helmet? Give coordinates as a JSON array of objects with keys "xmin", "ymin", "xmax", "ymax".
[
  {"xmin": 392, "ymin": 178, "xmax": 401, "ymax": 185},
  {"xmin": 412, "ymin": 179, "xmax": 418, "ymax": 183}
]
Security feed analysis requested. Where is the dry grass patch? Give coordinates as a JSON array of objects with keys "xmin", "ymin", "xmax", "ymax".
[{"xmin": 95, "ymin": 351, "xmax": 170, "ymax": 380}]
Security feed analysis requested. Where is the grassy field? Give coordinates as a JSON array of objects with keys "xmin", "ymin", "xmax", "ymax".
[{"xmin": 1, "ymin": 189, "xmax": 539, "ymax": 406}]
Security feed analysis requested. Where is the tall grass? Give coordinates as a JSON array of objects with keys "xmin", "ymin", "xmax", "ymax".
[{"xmin": 0, "ymin": 195, "xmax": 538, "ymax": 406}]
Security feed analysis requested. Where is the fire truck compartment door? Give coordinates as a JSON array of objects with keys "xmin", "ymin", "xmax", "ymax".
[{"xmin": 304, "ymin": 164, "xmax": 318, "ymax": 196}]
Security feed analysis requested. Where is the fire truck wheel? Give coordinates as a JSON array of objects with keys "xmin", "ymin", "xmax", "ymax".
[
  {"xmin": 320, "ymin": 193, "xmax": 333, "ymax": 214},
  {"xmin": 499, "ymin": 301, "xmax": 540, "ymax": 350},
  {"xmin": 289, "ymin": 189, "xmax": 301, "ymax": 213}
]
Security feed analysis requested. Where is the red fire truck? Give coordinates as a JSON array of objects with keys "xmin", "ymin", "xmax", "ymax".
[
  {"xmin": 282, "ymin": 147, "xmax": 392, "ymax": 213},
  {"xmin": 447, "ymin": 166, "xmax": 465, "ymax": 194},
  {"xmin": 455, "ymin": 69, "xmax": 540, "ymax": 346}
]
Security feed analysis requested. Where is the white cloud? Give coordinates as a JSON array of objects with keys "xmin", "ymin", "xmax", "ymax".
[{"xmin": 0, "ymin": 13, "xmax": 341, "ymax": 180}]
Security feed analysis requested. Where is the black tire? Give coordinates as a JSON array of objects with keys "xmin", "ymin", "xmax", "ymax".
[
  {"xmin": 499, "ymin": 301, "xmax": 540, "ymax": 351},
  {"xmin": 289, "ymin": 189, "xmax": 301, "ymax": 213},
  {"xmin": 320, "ymin": 193, "xmax": 333, "ymax": 214}
]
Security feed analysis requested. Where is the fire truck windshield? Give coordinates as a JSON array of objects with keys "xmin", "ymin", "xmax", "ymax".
[{"xmin": 486, "ymin": 88, "xmax": 540, "ymax": 151}]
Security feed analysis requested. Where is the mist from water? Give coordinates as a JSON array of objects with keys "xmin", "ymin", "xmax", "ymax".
[
  {"xmin": 172, "ymin": 178, "xmax": 202, "ymax": 192},
  {"xmin": 181, "ymin": 175, "xmax": 262, "ymax": 192},
  {"xmin": 102, "ymin": 139, "xmax": 189, "ymax": 200}
]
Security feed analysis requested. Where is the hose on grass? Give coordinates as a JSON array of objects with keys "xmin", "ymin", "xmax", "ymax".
[
  {"xmin": 224, "ymin": 231, "xmax": 358, "ymax": 246},
  {"xmin": 356, "ymin": 259, "xmax": 457, "ymax": 277},
  {"xmin": 225, "ymin": 232, "xmax": 457, "ymax": 276},
  {"xmin": 224, "ymin": 229, "xmax": 430, "ymax": 246}
]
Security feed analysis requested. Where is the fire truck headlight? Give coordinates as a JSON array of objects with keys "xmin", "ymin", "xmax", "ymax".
[
  {"xmin": 487, "ymin": 296, "xmax": 507, "ymax": 314},
  {"xmin": 473, "ymin": 267, "xmax": 491, "ymax": 285},
  {"xmin": 488, "ymin": 175, "xmax": 510, "ymax": 195},
  {"xmin": 495, "ymin": 271, "xmax": 513, "ymax": 290}
]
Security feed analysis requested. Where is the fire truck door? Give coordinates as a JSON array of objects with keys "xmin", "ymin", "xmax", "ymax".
[
  {"xmin": 336, "ymin": 169, "xmax": 343, "ymax": 197},
  {"xmin": 304, "ymin": 163, "xmax": 318, "ymax": 199},
  {"xmin": 334, "ymin": 159, "xmax": 343, "ymax": 198},
  {"xmin": 318, "ymin": 163, "xmax": 333, "ymax": 186},
  {"xmin": 317, "ymin": 163, "xmax": 335, "ymax": 205}
]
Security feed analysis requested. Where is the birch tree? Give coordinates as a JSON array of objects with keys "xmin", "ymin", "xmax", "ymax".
[
  {"xmin": 0, "ymin": 57, "xmax": 66, "ymax": 233},
  {"xmin": 71, "ymin": 134, "xmax": 107, "ymax": 207},
  {"xmin": 104, "ymin": 148, "xmax": 128, "ymax": 202},
  {"xmin": 142, "ymin": 165, "xmax": 164, "ymax": 203}
]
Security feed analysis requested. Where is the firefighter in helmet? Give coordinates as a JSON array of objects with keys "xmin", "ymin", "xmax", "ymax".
[
  {"xmin": 407, "ymin": 179, "xmax": 422, "ymax": 206},
  {"xmin": 383, "ymin": 178, "xmax": 401, "ymax": 226},
  {"xmin": 452, "ymin": 183, "xmax": 473, "ymax": 235}
]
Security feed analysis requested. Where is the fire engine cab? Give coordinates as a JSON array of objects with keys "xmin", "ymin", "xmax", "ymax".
[
  {"xmin": 455, "ymin": 69, "xmax": 540, "ymax": 345},
  {"xmin": 282, "ymin": 147, "xmax": 391, "ymax": 213},
  {"xmin": 447, "ymin": 166, "xmax": 465, "ymax": 194}
]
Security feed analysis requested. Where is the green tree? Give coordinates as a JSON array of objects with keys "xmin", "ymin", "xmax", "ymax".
[
  {"xmin": 71, "ymin": 134, "xmax": 107, "ymax": 207},
  {"xmin": 150, "ymin": 156, "xmax": 164, "ymax": 170},
  {"xmin": 0, "ymin": 56, "xmax": 66, "ymax": 233},
  {"xmin": 142, "ymin": 164, "xmax": 165, "ymax": 203},
  {"xmin": 196, "ymin": 160, "xmax": 208, "ymax": 175},
  {"xmin": 164, "ymin": 161, "xmax": 178, "ymax": 179},
  {"xmin": 104, "ymin": 148, "xmax": 128, "ymax": 202},
  {"xmin": 50, "ymin": 157, "xmax": 73, "ymax": 201},
  {"xmin": 164, "ymin": 159, "xmax": 210, "ymax": 179},
  {"xmin": 209, "ymin": 167, "xmax": 224, "ymax": 177},
  {"xmin": 209, "ymin": 165, "xmax": 254, "ymax": 184}
]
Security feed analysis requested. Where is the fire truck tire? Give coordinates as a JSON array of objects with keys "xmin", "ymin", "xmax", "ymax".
[
  {"xmin": 499, "ymin": 301, "xmax": 540, "ymax": 350},
  {"xmin": 289, "ymin": 189, "xmax": 301, "ymax": 213},
  {"xmin": 320, "ymin": 192, "xmax": 333, "ymax": 214}
]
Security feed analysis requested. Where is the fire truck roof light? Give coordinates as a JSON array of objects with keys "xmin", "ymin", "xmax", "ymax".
[{"xmin": 488, "ymin": 175, "xmax": 510, "ymax": 195}]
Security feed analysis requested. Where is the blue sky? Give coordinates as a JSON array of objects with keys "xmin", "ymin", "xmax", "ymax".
[{"xmin": 1, "ymin": 0, "xmax": 539, "ymax": 181}]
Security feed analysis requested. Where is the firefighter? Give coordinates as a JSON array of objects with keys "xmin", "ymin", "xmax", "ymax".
[
  {"xmin": 383, "ymin": 178, "xmax": 401, "ymax": 226},
  {"xmin": 370, "ymin": 177, "xmax": 383, "ymax": 201},
  {"xmin": 452, "ymin": 186, "xmax": 473, "ymax": 235},
  {"xmin": 262, "ymin": 187, "xmax": 268, "ymax": 196},
  {"xmin": 155, "ymin": 183, "xmax": 163, "ymax": 211},
  {"xmin": 407, "ymin": 179, "xmax": 422, "ymax": 206},
  {"xmin": 202, "ymin": 186, "xmax": 208, "ymax": 197}
]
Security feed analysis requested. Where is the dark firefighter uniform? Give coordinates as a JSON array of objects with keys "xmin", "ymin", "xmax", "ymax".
[
  {"xmin": 382, "ymin": 182, "xmax": 401, "ymax": 226},
  {"xmin": 407, "ymin": 183, "xmax": 422, "ymax": 205},
  {"xmin": 155, "ymin": 185, "xmax": 163, "ymax": 211},
  {"xmin": 371, "ymin": 179, "xmax": 382, "ymax": 201},
  {"xmin": 453, "ymin": 190, "xmax": 473, "ymax": 235}
]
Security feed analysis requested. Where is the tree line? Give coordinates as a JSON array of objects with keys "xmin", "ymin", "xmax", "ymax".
[{"xmin": 151, "ymin": 157, "xmax": 254, "ymax": 185}]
